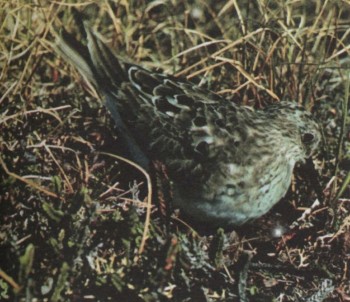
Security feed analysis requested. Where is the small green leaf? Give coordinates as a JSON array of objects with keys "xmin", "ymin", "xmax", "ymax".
[
  {"xmin": 42, "ymin": 202, "xmax": 64, "ymax": 222},
  {"xmin": 51, "ymin": 262, "xmax": 70, "ymax": 302},
  {"xmin": 19, "ymin": 244, "xmax": 35, "ymax": 283}
]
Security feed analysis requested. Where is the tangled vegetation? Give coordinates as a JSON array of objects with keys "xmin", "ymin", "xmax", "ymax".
[{"xmin": 0, "ymin": 1, "xmax": 349, "ymax": 301}]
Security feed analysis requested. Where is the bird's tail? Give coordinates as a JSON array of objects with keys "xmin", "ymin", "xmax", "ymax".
[
  {"xmin": 55, "ymin": 10, "xmax": 127, "ymax": 90},
  {"xmin": 53, "ymin": 11, "xmax": 150, "ymax": 170}
]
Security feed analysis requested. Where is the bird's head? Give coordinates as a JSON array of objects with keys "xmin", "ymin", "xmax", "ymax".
[{"xmin": 264, "ymin": 101, "xmax": 321, "ymax": 158}]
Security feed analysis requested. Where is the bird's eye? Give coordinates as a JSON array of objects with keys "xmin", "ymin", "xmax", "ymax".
[{"xmin": 302, "ymin": 133, "xmax": 315, "ymax": 144}]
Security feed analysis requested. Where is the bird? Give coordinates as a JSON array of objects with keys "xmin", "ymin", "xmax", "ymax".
[{"xmin": 55, "ymin": 17, "xmax": 321, "ymax": 228}]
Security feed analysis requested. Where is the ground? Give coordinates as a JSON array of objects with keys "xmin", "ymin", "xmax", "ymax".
[{"xmin": 0, "ymin": 1, "xmax": 349, "ymax": 301}]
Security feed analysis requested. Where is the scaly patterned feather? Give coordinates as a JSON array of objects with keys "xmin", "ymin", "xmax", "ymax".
[{"xmin": 55, "ymin": 19, "xmax": 321, "ymax": 227}]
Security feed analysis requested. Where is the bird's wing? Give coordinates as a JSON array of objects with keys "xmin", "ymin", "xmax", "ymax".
[{"xmin": 55, "ymin": 21, "xmax": 239, "ymax": 180}]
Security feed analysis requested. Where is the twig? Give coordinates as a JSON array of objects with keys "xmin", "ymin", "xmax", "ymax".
[
  {"xmin": 98, "ymin": 152, "xmax": 152, "ymax": 259},
  {"xmin": 0, "ymin": 156, "xmax": 59, "ymax": 199}
]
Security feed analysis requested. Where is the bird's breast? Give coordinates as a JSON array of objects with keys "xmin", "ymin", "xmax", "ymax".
[{"xmin": 172, "ymin": 159, "xmax": 294, "ymax": 226}]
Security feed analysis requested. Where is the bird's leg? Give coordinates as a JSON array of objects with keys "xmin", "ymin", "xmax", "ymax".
[
  {"xmin": 236, "ymin": 251, "xmax": 254, "ymax": 302},
  {"xmin": 153, "ymin": 160, "xmax": 173, "ymax": 233}
]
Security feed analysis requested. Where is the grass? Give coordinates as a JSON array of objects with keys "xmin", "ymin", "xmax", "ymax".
[{"xmin": 0, "ymin": 0, "xmax": 349, "ymax": 301}]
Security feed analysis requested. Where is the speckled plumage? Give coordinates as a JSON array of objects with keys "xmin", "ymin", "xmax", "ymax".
[{"xmin": 56, "ymin": 22, "xmax": 321, "ymax": 227}]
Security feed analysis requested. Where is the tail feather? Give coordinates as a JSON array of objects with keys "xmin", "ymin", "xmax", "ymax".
[
  {"xmin": 55, "ymin": 18, "xmax": 150, "ymax": 170},
  {"xmin": 84, "ymin": 24, "xmax": 127, "ymax": 87},
  {"xmin": 56, "ymin": 29, "xmax": 95, "ymax": 85}
]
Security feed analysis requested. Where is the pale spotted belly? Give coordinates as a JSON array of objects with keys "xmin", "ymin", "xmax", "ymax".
[{"xmin": 172, "ymin": 163, "xmax": 293, "ymax": 226}]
